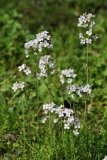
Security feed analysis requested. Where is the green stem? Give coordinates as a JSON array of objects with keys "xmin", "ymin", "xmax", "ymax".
[
  {"xmin": 86, "ymin": 43, "xmax": 89, "ymax": 85},
  {"xmin": 85, "ymin": 43, "xmax": 89, "ymax": 119},
  {"xmin": 47, "ymin": 75, "xmax": 51, "ymax": 134},
  {"xmin": 85, "ymin": 43, "xmax": 89, "ymax": 154},
  {"xmin": 22, "ymin": 99, "xmax": 26, "ymax": 156}
]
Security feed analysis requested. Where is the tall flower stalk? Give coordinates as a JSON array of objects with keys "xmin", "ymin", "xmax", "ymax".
[{"xmin": 77, "ymin": 12, "xmax": 98, "ymax": 154}]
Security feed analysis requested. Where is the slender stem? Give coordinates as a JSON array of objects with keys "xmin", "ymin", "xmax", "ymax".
[
  {"xmin": 85, "ymin": 43, "xmax": 89, "ymax": 119},
  {"xmin": 86, "ymin": 43, "xmax": 89, "ymax": 85},
  {"xmin": 47, "ymin": 74, "xmax": 51, "ymax": 134},
  {"xmin": 85, "ymin": 43, "xmax": 89, "ymax": 154},
  {"xmin": 22, "ymin": 99, "xmax": 26, "ymax": 156},
  {"xmin": 24, "ymin": 90, "xmax": 30, "ymax": 139}
]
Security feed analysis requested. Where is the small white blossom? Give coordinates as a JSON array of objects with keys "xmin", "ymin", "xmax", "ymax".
[
  {"xmin": 50, "ymin": 70, "xmax": 56, "ymax": 75},
  {"xmin": 80, "ymin": 39, "xmax": 86, "ymax": 44},
  {"xmin": 44, "ymin": 110, "xmax": 48, "ymax": 114},
  {"xmin": 43, "ymin": 102, "xmax": 55, "ymax": 113},
  {"xmin": 67, "ymin": 116, "xmax": 74, "ymax": 123},
  {"xmin": 66, "ymin": 85, "xmax": 76, "ymax": 94},
  {"xmin": 53, "ymin": 119, "xmax": 58, "ymax": 123},
  {"xmin": 18, "ymin": 64, "xmax": 31, "ymax": 75},
  {"xmin": 67, "ymin": 78, "xmax": 72, "ymax": 84},
  {"xmin": 74, "ymin": 118, "xmax": 80, "ymax": 129},
  {"xmin": 12, "ymin": 82, "xmax": 25, "ymax": 92},
  {"xmin": 60, "ymin": 75, "xmax": 65, "ymax": 84},
  {"xmin": 42, "ymin": 116, "xmax": 49, "ymax": 123},
  {"xmin": 64, "ymin": 123, "xmax": 70, "ymax": 129},
  {"xmin": 93, "ymin": 34, "xmax": 99, "ymax": 41},
  {"xmin": 86, "ymin": 29, "xmax": 92, "ymax": 36},
  {"xmin": 73, "ymin": 129, "xmax": 79, "ymax": 136},
  {"xmin": 18, "ymin": 64, "xmax": 26, "ymax": 71},
  {"xmin": 79, "ymin": 33, "xmax": 83, "ymax": 39},
  {"xmin": 85, "ymin": 38, "xmax": 92, "ymax": 44},
  {"xmin": 23, "ymin": 67, "xmax": 31, "ymax": 75},
  {"xmin": 34, "ymin": 52, "xmax": 38, "ymax": 55}
]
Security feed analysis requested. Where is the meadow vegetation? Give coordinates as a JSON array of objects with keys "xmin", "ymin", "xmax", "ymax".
[{"xmin": 0, "ymin": 1, "xmax": 107, "ymax": 159}]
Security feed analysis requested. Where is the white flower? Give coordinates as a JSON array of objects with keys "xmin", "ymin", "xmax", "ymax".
[
  {"xmin": 60, "ymin": 75, "xmax": 65, "ymax": 84},
  {"xmin": 93, "ymin": 34, "xmax": 98, "ymax": 41},
  {"xmin": 80, "ymin": 39, "xmax": 86, "ymax": 44},
  {"xmin": 74, "ymin": 118, "xmax": 80, "ymax": 129},
  {"xmin": 66, "ymin": 85, "xmax": 76, "ymax": 94},
  {"xmin": 50, "ymin": 70, "xmax": 56, "ymax": 75},
  {"xmin": 18, "ymin": 64, "xmax": 26, "ymax": 71},
  {"xmin": 42, "ymin": 118, "xmax": 47, "ymax": 123},
  {"xmin": 44, "ymin": 110, "xmax": 48, "ymax": 114},
  {"xmin": 64, "ymin": 108, "xmax": 74, "ymax": 117},
  {"xmin": 103, "ymin": 156, "xmax": 107, "ymax": 160},
  {"xmin": 79, "ymin": 33, "xmax": 83, "ymax": 39},
  {"xmin": 12, "ymin": 82, "xmax": 19, "ymax": 92},
  {"xmin": 48, "ymin": 43, "xmax": 53, "ymax": 49},
  {"xmin": 19, "ymin": 82, "xmax": 25, "ymax": 89},
  {"xmin": 53, "ymin": 119, "xmax": 58, "ymax": 123},
  {"xmin": 34, "ymin": 52, "xmax": 38, "ymax": 55},
  {"xmin": 25, "ymin": 49, "xmax": 29, "ymax": 58},
  {"xmin": 23, "ymin": 67, "xmax": 31, "ymax": 75},
  {"xmin": 18, "ymin": 64, "xmax": 31, "ymax": 75},
  {"xmin": 67, "ymin": 116, "xmax": 74, "ymax": 123},
  {"xmin": 43, "ymin": 40, "xmax": 49, "ymax": 47},
  {"xmin": 25, "ymin": 53, "xmax": 29, "ymax": 58},
  {"xmin": 64, "ymin": 123, "xmax": 70, "ymax": 129},
  {"xmin": 86, "ymin": 29, "xmax": 92, "ymax": 36},
  {"xmin": 73, "ymin": 129, "xmax": 79, "ymax": 136},
  {"xmin": 67, "ymin": 78, "xmax": 72, "ymax": 84},
  {"xmin": 81, "ymin": 84, "xmax": 92, "ymax": 94},
  {"xmin": 60, "ymin": 69, "xmax": 76, "ymax": 84},
  {"xmin": 42, "ymin": 116, "xmax": 49, "ymax": 123},
  {"xmin": 85, "ymin": 38, "xmax": 92, "ymax": 44},
  {"xmin": 12, "ymin": 82, "xmax": 25, "ymax": 92}
]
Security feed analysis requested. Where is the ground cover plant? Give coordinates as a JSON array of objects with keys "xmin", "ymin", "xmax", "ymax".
[{"xmin": 0, "ymin": 1, "xmax": 107, "ymax": 160}]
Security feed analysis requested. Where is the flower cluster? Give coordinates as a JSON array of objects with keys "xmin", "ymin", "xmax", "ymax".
[
  {"xmin": 24, "ymin": 31, "xmax": 53, "ymax": 58},
  {"xmin": 18, "ymin": 64, "xmax": 31, "ymax": 75},
  {"xmin": 12, "ymin": 31, "xmax": 54, "ymax": 92},
  {"xmin": 77, "ymin": 13, "xmax": 98, "ymax": 44},
  {"xmin": 60, "ymin": 69, "xmax": 76, "ymax": 84},
  {"xmin": 66, "ymin": 84, "xmax": 92, "ymax": 97},
  {"xmin": 12, "ymin": 64, "xmax": 31, "ymax": 92},
  {"xmin": 36, "ymin": 55, "xmax": 56, "ymax": 79},
  {"xmin": 59, "ymin": 69, "xmax": 92, "ymax": 97},
  {"xmin": 12, "ymin": 82, "xmax": 25, "ymax": 92},
  {"xmin": 42, "ymin": 102, "xmax": 80, "ymax": 135}
]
